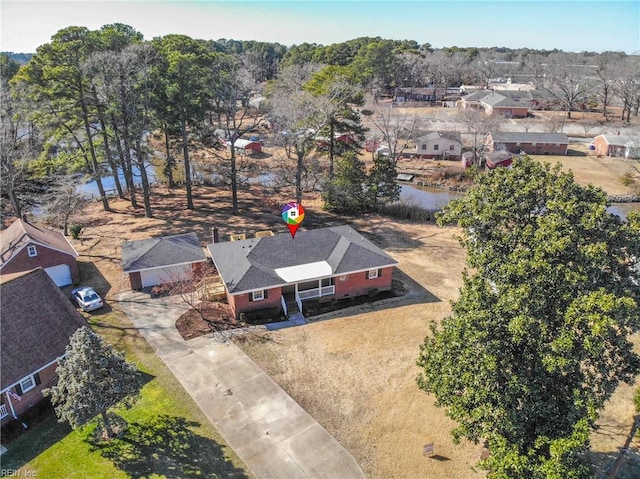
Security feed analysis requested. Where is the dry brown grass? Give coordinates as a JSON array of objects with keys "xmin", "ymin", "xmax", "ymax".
[
  {"xmin": 71, "ymin": 179, "xmax": 638, "ymax": 479},
  {"xmin": 236, "ymin": 219, "xmax": 487, "ymax": 479},
  {"xmin": 233, "ymin": 216, "xmax": 640, "ymax": 479},
  {"xmin": 529, "ymin": 143, "xmax": 640, "ymax": 196}
]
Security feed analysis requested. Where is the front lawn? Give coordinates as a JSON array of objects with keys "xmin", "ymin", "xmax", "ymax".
[{"xmin": 1, "ymin": 308, "xmax": 251, "ymax": 478}]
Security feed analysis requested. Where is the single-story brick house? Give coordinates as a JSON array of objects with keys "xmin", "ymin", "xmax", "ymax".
[
  {"xmin": 480, "ymin": 93, "xmax": 529, "ymax": 118},
  {"xmin": 414, "ymin": 132, "xmax": 463, "ymax": 160},
  {"xmin": 458, "ymin": 89, "xmax": 544, "ymax": 118},
  {"xmin": 0, "ymin": 219, "xmax": 79, "ymax": 287},
  {"xmin": 486, "ymin": 132, "xmax": 569, "ymax": 155},
  {"xmin": 592, "ymin": 134, "xmax": 640, "ymax": 159},
  {"xmin": 207, "ymin": 225, "xmax": 399, "ymax": 319},
  {"xmin": 1, "ymin": 268, "xmax": 87, "ymax": 423},
  {"xmin": 122, "ymin": 232, "xmax": 208, "ymax": 290}
]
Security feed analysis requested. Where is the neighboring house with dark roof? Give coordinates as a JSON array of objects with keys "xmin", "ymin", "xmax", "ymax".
[
  {"xmin": 207, "ymin": 225, "xmax": 398, "ymax": 319},
  {"xmin": 414, "ymin": 132, "xmax": 463, "ymax": 160},
  {"xmin": 1, "ymin": 268, "xmax": 86, "ymax": 423},
  {"xmin": 487, "ymin": 131, "xmax": 569, "ymax": 155},
  {"xmin": 592, "ymin": 134, "xmax": 640, "ymax": 159},
  {"xmin": 121, "ymin": 232, "xmax": 208, "ymax": 290},
  {"xmin": 0, "ymin": 219, "xmax": 79, "ymax": 287}
]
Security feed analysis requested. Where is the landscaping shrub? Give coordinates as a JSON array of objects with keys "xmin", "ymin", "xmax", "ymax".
[
  {"xmin": 620, "ymin": 172, "xmax": 635, "ymax": 187},
  {"xmin": 70, "ymin": 225, "xmax": 83, "ymax": 239}
]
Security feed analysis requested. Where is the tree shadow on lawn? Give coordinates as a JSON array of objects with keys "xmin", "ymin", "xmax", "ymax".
[
  {"xmin": 588, "ymin": 450, "xmax": 640, "ymax": 479},
  {"xmin": 0, "ymin": 403, "xmax": 72, "ymax": 471},
  {"xmin": 87, "ymin": 414, "xmax": 248, "ymax": 479}
]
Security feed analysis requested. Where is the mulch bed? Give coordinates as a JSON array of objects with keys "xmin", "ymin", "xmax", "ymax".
[
  {"xmin": 175, "ymin": 302, "xmax": 240, "ymax": 340},
  {"xmin": 176, "ymin": 280, "xmax": 410, "ymax": 341}
]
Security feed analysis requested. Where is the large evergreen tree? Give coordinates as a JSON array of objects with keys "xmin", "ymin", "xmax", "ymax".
[
  {"xmin": 151, "ymin": 35, "xmax": 214, "ymax": 210},
  {"xmin": 44, "ymin": 327, "xmax": 142, "ymax": 439},
  {"xmin": 417, "ymin": 157, "xmax": 640, "ymax": 478},
  {"xmin": 322, "ymin": 151, "xmax": 369, "ymax": 214}
]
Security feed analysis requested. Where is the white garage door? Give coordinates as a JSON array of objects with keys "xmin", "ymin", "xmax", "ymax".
[
  {"xmin": 44, "ymin": 264, "xmax": 72, "ymax": 287},
  {"xmin": 140, "ymin": 264, "xmax": 192, "ymax": 288}
]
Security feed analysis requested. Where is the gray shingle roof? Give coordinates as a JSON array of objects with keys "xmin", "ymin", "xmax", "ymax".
[
  {"xmin": 490, "ymin": 131, "xmax": 569, "ymax": 144},
  {"xmin": 1, "ymin": 219, "xmax": 78, "ymax": 266},
  {"xmin": 208, "ymin": 225, "xmax": 398, "ymax": 294},
  {"xmin": 482, "ymin": 93, "xmax": 524, "ymax": 108},
  {"xmin": 121, "ymin": 232, "xmax": 207, "ymax": 272},
  {"xmin": 1, "ymin": 269, "xmax": 87, "ymax": 388},
  {"xmin": 416, "ymin": 131, "xmax": 461, "ymax": 143},
  {"xmin": 599, "ymin": 135, "xmax": 640, "ymax": 146},
  {"xmin": 461, "ymin": 90, "xmax": 493, "ymax": 101}
]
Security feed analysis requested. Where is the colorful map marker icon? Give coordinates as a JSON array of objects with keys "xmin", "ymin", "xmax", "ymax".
[{"xmin": 281, "ymin": 202, "xmax": 305, "ymax": 238}]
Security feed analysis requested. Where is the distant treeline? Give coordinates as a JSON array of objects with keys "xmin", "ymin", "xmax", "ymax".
[{"xmin": 1, "ymin": 52, "xmax": 32, "ymax": 64}]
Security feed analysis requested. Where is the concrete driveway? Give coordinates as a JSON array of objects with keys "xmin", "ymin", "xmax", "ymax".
[{"xmin": 117, "ymin": 291, "xmax": 365, "ymax": 479}]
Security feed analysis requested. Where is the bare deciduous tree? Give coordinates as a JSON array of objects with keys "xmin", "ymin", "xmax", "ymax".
[
  {"xmin": 368, "ymin": 103, "xmax": 420, "ymax": 165},
  {"xmin": 458, "ymin": 108, "xmax": 504, "ymax": 165},
  {"xmin": 543, "ymin": 60, "xmax": 589, "ymax": 119},
  {"xmin": 268, "ymin": 65, "xmax": 331, "ymax": 203},
  {"xmin": 40, "ymin": 175, "xmax": 88, "ymax": 236}
]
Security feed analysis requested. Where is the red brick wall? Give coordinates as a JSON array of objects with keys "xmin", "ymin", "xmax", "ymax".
[
  {"xmin": 593, "ymin": 136, "xmax": 609, "ymax": 156},
  {"xmin": 504, "ymin": 142, "xmax": 567, "ymax": 155},
  {"xmin": 494, "ymin": 107, "xmax": 529, "ymax": 118},
  {"xmin": 1, "ymin": 362, "xmax": 58, "ymax": 421},
  {"xmin": 230, "ymin": 286, "xmax": 282, "ymax": 318},
  {"xmin": 0, "ymin": 243, "xmax": 79, "ymax": 283},
  {"xmin": 334, "ymin": 267, "xmax": 394, "ymax": 299},
  {"xmin": 129, "ymin": 271, "xmax": 142, "ymax": 290}
]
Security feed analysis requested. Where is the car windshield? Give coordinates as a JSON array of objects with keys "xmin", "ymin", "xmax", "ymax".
[{"xmin": 85, "ymin": 293, "xmax": 99, "ymax": 301}]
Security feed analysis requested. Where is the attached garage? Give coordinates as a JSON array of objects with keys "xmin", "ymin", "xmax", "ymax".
[
  {"xmin": 121, "ymin": 233, "xmax": 207, "ymax": 291},
  {"xmin": 140, "ymin": 264, "xmax": 192, "ymax": 288},
  {"xmin": 44, "ymin": 264, "xmax": 73, "ymax": 287}
]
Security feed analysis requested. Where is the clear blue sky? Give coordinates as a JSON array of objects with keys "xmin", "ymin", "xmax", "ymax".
[{"xmin": 2, "ymin": 0, "xmax": 639, "ymax": 54}]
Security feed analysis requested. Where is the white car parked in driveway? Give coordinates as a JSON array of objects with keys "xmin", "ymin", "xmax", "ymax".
[{"xmin": 71, "ymin": 286, "xmax": 104, "ymax": 312}]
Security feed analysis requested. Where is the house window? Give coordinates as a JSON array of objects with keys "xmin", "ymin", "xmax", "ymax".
[
  {"xmin": 27, "ymin": 245, "xmax": 37, "ymax": 257},
  {"xmin": 366, "ymin": 268, "xmax": 382, "ymax": 279},
  {"xmin": 17, "ymin": 373, "xmax": 40, "ymax": 395},
  {"xmin": 433, "ymin": 144, "xmax": 439, "ymax": 151},
  {"xmin": 320, "ymin": 277, "xmax": 335, "ymax": 287},
  {"xmin": 449, "ymin": 145, "xmax": 455, "ymax": 151},
  {"xmin": 516, "ymin": 142, "xmax": 521, "ymax": 147},
  {"xmin": 532, "ymin": 142, "xmax": 537, "ymax": 147},
  {"xmin": 421, "ymin": 144, "xmax": 427, "ymax": 150},
  {"xmin": 250, "ymin": 290, "xmax": 265, "ymax": 302}
]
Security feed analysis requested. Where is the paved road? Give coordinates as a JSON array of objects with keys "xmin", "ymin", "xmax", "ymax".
[{"xmin": 117, "ymin": 291, "xmax": 365, "ymax": 479}]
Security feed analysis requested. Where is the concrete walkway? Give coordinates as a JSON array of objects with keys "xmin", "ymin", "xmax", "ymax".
[{"xmin": 117, "ymin": 291, "xmax": 365, "ymax": 479}]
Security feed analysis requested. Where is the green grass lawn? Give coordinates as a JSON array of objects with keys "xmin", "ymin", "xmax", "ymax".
[{"xmin": 1, "ymin": 308, "xmax": 252, "ymax": 479}]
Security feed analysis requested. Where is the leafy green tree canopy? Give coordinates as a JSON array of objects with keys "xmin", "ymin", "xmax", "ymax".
[
  {"xmin": 417, "ymin": 156, "xmax": 640, "ymax": 478},
  {"xmin": 44, "ymin": 326, "xmax": 142, "ymax": 438},
  {"xmin": 322, "ymin": 151, "xmax": 369, "ymax": 214}
]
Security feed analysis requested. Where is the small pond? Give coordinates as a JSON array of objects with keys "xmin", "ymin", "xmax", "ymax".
[{"xmin": 400, "ymin": 183, "xmax": 640, "ymax": 220}]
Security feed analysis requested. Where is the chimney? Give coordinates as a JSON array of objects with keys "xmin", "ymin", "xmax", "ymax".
[{"xmin": 211, "ymin": 227, "xmax": 219, "ymax": 244}]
